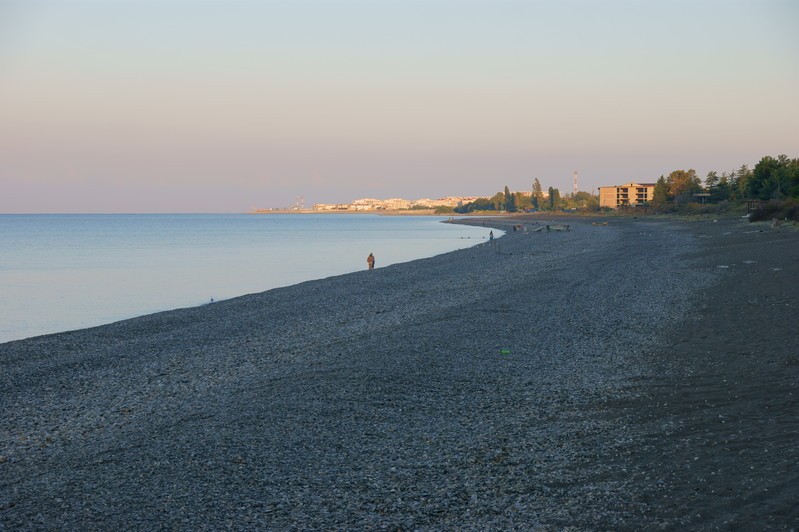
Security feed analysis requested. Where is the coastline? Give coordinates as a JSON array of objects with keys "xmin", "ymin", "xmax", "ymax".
[
  {"xmin": 1, "ymin": 216, "xmax": 797, "ymax": 528},
  {"xmin": 248, "ymin": 209, "xmax": 474, "ymax": 216},
  {"xmin": 0, "ymin": 214, "xmax": 493, "ymax": 344}
]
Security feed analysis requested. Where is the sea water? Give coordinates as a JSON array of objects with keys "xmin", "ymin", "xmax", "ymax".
[{"xmin": 0, "ymin": 214, "xmax": 494, "ymax": 343}]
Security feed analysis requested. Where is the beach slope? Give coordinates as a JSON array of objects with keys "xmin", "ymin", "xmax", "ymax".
[{"xmin": 1, "ymin": 216, "xmax": 797, "ymax": 529}]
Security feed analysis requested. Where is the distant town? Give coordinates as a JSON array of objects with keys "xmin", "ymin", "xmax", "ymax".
[
  {"xmin": 253, "ymin": 196, "xmax": 475, "ymax": 213},
  {"xmin": 252, "ymin": 154, "xmax": 799, "ymax": 219},
  {"xmin": 253, "ymin": 191, "xmax": 550, "ymax": 214},
  {"xmin": 312, "ymin": 196, "xmax": 486, "ymax": 211}
]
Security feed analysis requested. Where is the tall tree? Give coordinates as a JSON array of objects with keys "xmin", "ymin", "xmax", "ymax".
[
  {"xmin": 549, "ymin": 188, "xmax": 561, "ymax": 210},
  {"xmin": 705, "ymin": 170, "xmax": 728, "ymax": 201},
  {"xmin": 714, "ymin": 172, "xmax": 731, "ymax": 201},
  {"xmin": 705, "ymin": 171, "xmax": 719, "ymax": 189},
  {"xmin": 725, "ymin": 170, "xmax": 739, "ymax": 200},
  {"xmin": 736, "ymin": 164, "xmax": 753, "ymax": 199},
  {"xmin": 532, "ymin": 179, "xmax": 544, "ymax": 209},
  {"xmin": 651, "ymin": 175, "xmax": 670, "ymax": 209},
  {"xmin": 504, "ymin": 185, "xmax": 516, "ymax": 212}
]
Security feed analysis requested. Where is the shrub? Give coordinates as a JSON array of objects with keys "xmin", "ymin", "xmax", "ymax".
[
  {"xmin": 679, "ymin": 201, "xmax": 734, "ymax": 216},
  {"xmin": 749, "ymin": 199, "xmax": 799, "ymax": 222}
]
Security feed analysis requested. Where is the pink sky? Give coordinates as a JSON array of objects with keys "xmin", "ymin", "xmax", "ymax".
[{"xmin": 2, "ymin": 0, "xmax": 798, "ymax": 212}]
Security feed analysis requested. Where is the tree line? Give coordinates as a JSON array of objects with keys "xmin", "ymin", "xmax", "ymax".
[
  {"xmin": 452, "ymin": 154, "xmax": 798, "ymax": 216},
  {"xmin": 454, "ymin": 179, "xmax": 599, "ymax": 214},
  {"xmin": 651, "ymin": 154, "xmax": 799, "ymax": 209}
]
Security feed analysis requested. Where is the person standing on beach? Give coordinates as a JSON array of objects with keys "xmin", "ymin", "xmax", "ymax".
[{"xmin": 367, "ymin": 253, "xmax": 375, "ymax": 270}]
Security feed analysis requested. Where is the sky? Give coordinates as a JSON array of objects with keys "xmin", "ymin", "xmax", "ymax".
[{"xmin": 1, "ymin": 0, "xmax": 797, "ymax": 213}]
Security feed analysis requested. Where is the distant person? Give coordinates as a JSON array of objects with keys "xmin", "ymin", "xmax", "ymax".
[
  {"xmin": 367, "ymin": 253, "xmax": 375, "ymax": 270},
  {"xmin": 489, "ymin": 231, "xmax": 494, "ymax": 241}
]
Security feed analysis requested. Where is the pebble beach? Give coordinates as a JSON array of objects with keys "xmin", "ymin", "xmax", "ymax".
[{"xmin": 1, "ymin": 215, "xmax": 797, "ymax": 529}]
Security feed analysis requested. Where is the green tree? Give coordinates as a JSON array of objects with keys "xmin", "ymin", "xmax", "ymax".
[
  {"xmin": 514, "ymin": 191, "xmax": 532, "ymax": 211},
  {"xmin": 751, "ymin": 156, "xmax": 782, "ymax": 199},
  {"xmin": 736, "ymin": 164, "xmax": 753, "ymax": 199},
  {"xmin": 705, "ymin": 171, "xmax": 719, "ymax": 189},
  {"xmin": 548, "ymin": 187, "xmax": 561, "ymax": 210},
  {"xmin": 532, "ymin": 178, "xmax": 544, "ymax": 209},
  {"xmin": 454, "ymin": 196, "xmax": 495, "ymax": 213},
  {"xmin": 504, "ymin": 185, "xmax": 517, "ymax": 212},
  {"xmin": 724, "ymin": 170, "xmax": 740, "ymax": 200},
  {"xmin": 705, "ymin": 170, "xmax": 732, "ymax": 202},
  {"xmin": 666, "ymin": 169, "xmax": 701, "ymax": 205},
  {"xmin": 570, "ymin": 191, "xmax": 599, "ymax": 211},
  {"xmin": 750, "ymin": 154, "xmax": 799, "ymax": 200},
  {"xmin": 786, "ymin": 157, "xmax": 799, "ymax": 197},
  {"xmin": 712, "ymin": 172, "xmax": 731, "ymax": 201},
  {"xmin": 487, "ymin": 192, "xmax": 504, "ymax": 210},
  {"xmin": 651, "ymin": 175, "xmax": 670, "ymax": 209},
  {"xmin": 476, "ymin": 198, "xmax": 496, "ymax": 211}
]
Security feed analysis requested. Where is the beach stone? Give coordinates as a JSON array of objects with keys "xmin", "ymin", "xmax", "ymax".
[{"xmin": 1, "ymin": 215, "xmax": 797, "ymax": 529}]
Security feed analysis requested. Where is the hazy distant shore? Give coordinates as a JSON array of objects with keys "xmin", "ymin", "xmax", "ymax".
[
  {"xmin": 248, "ymin": 209, "xmax": 450, "ymax": 215},
  {"xmin": 1, "ymin": 215, "xmax": 797, "ymax": 529}
]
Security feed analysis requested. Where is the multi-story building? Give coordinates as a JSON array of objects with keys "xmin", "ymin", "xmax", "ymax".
[
  {"xmin": 383, "ymin": 198, "xmax": 411, "ymax": 210},
  {"xmin": 413, "ymin": 197, "xmax": 478, "ymax": 208},
  {"xmin": 350, "ymin": 198, "xmax": 383, "ymax": 210},
  {"xmin": 598, "ymin": 182, "xmax": 656, "ymax": 208},
  {"xmin": 312, "ymin": 203, "xmax": 350, "ymax": 211}
]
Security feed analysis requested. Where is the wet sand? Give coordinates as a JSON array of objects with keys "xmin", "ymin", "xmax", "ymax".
[{"xmin": 1, "ymin": 215, "xmax": 797, "ymax": 529}]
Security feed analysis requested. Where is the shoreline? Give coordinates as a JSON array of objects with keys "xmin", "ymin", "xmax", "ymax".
[
  {"xmin": 2, "ymin": 216, "xmax": 797, "ymax": 528},
  {"xmin": 0, "ymin": 215, "xmax": 496, "ymax": 345},
  {"xmin": 247, "ymin": 209, "xmax": 502, "ymax": 216}
]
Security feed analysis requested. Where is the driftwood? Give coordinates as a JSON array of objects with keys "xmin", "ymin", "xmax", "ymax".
[{"xmin": 531, "ymin": 224, "xmax": 571, "ymax": 233}]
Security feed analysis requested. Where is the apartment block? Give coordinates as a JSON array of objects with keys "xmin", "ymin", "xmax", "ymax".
[{"xmin": 598, "ymin": 182, "xmax": 656, "ymax": 208}]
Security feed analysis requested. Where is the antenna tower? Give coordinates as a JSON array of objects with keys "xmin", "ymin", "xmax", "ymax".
[
  {"xmin": 573, "ymin": 171, "xmax": 579, "ymax": 195},
  {"xmin": 293, "ymin": 195, "xmax": 304, "ymax": 210}
]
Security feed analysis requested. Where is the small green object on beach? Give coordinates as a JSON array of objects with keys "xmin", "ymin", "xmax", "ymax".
[{"xmin": 500, "ymin": 349, "xmax": 511, "ymax": 355}]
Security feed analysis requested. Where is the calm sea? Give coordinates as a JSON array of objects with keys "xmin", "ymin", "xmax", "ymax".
[{"xmin": 0, "ymin": 214, "xmax": 494, "ymax": 343}]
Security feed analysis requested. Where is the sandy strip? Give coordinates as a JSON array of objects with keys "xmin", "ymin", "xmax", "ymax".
[{"xmin": 1, "ymin": 215, "xmax": 797, "ymax": 529}]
